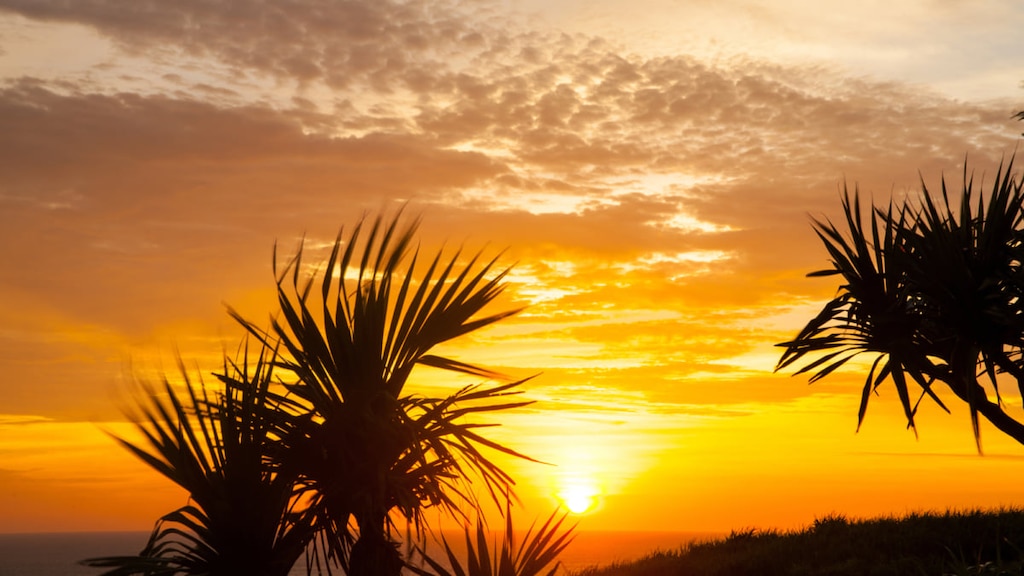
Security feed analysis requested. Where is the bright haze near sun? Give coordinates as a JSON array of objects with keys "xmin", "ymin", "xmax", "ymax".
[{"xmin": 0, "ymin": 0, "xmax": 1022, "ymax": 534}]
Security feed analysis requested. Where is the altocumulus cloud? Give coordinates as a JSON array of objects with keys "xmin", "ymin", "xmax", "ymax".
[{"xmin": 0, "ymin": 0, "xmax": 1020, "ymax": 422}]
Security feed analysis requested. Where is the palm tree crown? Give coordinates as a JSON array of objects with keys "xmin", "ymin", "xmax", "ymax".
[
  {"xmin": 777, "ymin": 157, "xmax": 1024, "ymax": 451},
  {"xmin": 229, "ymin": 211, "xmax": 536, "ymax": 575}
]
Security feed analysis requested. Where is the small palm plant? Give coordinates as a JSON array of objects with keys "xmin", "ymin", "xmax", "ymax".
[
  {"xmin": 231, "ymin": 211, "xmax": 537, "ymax": 575},
  {"xmin": 84, "ymin": 341, "xmax": 315, "ymax": 576},
  {"xmin": 410, "ymin": 504, "xmax": 576, "ymax": 576}
]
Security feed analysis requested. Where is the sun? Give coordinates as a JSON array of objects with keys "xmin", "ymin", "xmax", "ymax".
[
  {"xmin": 562, "ymin": 490, "xmax": 594, "ymax": 514},
  {"xmin": 558, "ymin": 483, "xmax": 599, "ymax": 514}
]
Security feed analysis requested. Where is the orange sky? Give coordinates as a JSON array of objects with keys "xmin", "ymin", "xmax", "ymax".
[{"xmin": 1, "ymin": 0, "xmax": 1024, "ymax": 535}]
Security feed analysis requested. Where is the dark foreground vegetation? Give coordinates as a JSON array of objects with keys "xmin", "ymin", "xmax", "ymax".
[
  {"xmin": 572, "ymin": 509, "xmax": 1024, "ymax": 576},
  {"xmin": 85, "ymin": 212, "xmax": 572, "ymax": 576}
]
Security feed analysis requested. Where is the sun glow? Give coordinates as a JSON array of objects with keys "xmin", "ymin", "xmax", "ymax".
[{"xmin": 557, "ymin": 477, "xmax": 600, "ymax": 515}]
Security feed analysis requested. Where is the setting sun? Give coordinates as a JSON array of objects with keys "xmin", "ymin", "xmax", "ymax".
[
  {"xmin": 559, "ymin": 486, "xmax": 598, "ymax": 514},
  {"xmin": 557, "ymin": 474, "xmax": 601, "ymax": 515}
]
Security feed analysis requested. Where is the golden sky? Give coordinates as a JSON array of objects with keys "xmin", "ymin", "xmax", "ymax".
[{"xmin": 1, "ymin": 0, "xmax": 1024, "ymax": 534}]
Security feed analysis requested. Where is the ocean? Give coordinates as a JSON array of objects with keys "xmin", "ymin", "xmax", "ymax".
[{"xmin": 0, "ymin": 530, "xmax": 720, "ymax": 575}]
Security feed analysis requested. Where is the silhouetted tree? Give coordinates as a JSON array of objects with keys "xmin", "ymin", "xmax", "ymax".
[
  {"xmin": 777, "ymin": 157, "xmax": 1024, "ymax": 451},
  {"xmin": 85, "ymin": 342, "xmax": 316, "ymax": 576},
  {"xmin": 88, "ymin": 211, "xmax": 544, "ymax": 576},
  {"xmin": 230, "ymin": 211, "xmax": 535, "ymax": 576}
]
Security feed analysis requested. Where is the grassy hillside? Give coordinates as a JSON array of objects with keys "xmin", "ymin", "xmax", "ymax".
[{"xmin": 570, "ymin": 509, "xmax": 1024, "ymax": 576}]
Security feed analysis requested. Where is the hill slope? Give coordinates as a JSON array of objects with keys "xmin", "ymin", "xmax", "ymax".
[{"xmin": 570, "ymin": 509, "xmax": 1024, "ymax": 576}]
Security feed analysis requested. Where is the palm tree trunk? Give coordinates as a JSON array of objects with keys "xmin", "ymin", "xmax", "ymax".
[
  {"xmin": 940, "ymin": 344, "xmax": 1024, "ymax": 449},
  {"xmin": 348, "ymin": 514, "xmax": 403, "ymax": 576},
  {"xmin": 944, "ymin": 377, "xmax": 1024, "ymax": 447}
]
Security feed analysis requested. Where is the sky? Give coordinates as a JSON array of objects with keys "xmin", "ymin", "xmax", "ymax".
[{"xmin": 1, "ymin": 0, "xmax": 1024, "ymax": 536}]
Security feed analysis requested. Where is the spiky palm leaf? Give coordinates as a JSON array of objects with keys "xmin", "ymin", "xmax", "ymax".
[
  {"xmin": 230, "ymin": 211, "xmax": 533, "ymax": 575},
  {"xmin": 84, "ymin": 342, "xmax": 315, "ymax": 576}
]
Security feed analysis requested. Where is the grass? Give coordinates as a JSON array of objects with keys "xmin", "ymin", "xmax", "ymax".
[{"xmin": 569, "ymin": 509, "xmax": 1024, "ymax": 576}]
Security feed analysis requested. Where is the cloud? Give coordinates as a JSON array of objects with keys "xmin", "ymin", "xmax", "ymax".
[
  {"xmin": 0, "ymin": 80, "xmax": 504, "ymax": 327},
  {"xmin": 0, "ymin": 0, "xmax": 513, "ymax": 93},
  {"xmin": 0, "ymin": 0, "xmax": 1020, "ymax": 424}
]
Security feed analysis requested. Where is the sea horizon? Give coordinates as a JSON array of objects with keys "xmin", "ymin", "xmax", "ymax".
[{"xmin": 0, "ymin": 529, "xmax": 724, "ymax": 575}]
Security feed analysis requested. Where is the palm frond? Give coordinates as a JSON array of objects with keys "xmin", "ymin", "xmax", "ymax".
[{"xmin": 776, "ymin": 186, "xmax": 926, "ymax": 431}]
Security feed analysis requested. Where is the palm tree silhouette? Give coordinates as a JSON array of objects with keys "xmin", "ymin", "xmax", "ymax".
[
  {"xmin": 777, "ymin": 157, "xmax": 1024, "ymax": 450},
  {"xmin": 230, "ymin": 211, "xmax": 536, "ymax": 575},
  {"xmin": 85, "ymin": 342, "xmax": 315, "ymax": 576},
  {"xmin": 88, "ymin": 211, "xmax": 540, "ymax": 575}
]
